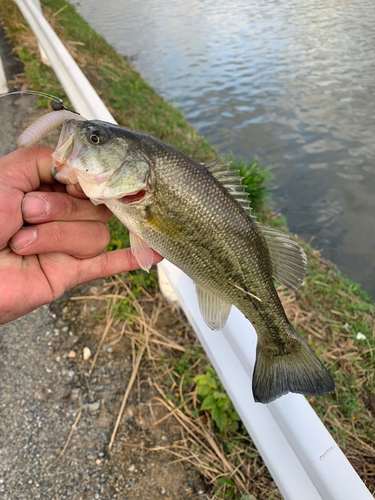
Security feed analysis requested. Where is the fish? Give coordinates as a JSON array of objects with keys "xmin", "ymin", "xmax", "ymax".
[{"xmin": 50, "ymin": 118, "xmax": 335, "ymax": 404}]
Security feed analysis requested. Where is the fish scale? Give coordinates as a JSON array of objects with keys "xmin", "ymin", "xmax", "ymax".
[{"xmin": 51, "ymin": 118, "xmax": 335, "ymax": 404}]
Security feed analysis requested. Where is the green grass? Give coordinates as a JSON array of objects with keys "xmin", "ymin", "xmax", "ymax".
[
  {"xmin": 228, "ymin": 154, "xmax": 275, "ymax": 213},
  {"xmin": 194, "ymin": 367, "xmax": 241, "ymax": 433}
]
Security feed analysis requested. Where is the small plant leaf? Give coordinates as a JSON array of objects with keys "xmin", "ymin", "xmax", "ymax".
[
  {"xmin": 193, "ymin": 374, "xmax": 207, "ymax": 384},
  {"xmin": 197, "ymin": 384, "xmax": 210, "ymax": 397},
  {"xmin": 206, "ymin": 366, "xmax": 216, "ymax": 377},
  {"xmin": 212, "ymin": 405, "xmax": 227, "ymax": 432},
  {"xmin": 217, "ymin": 477, "xmax": 234, "ymax": 486},
  {"xmin": 208, "ymin": 379, "xmax": 218, "ymax": 389},
  {"xmin": 200, "ymin": 394, "xmax": 216, "ymax": 410},
  {"xmin": 213, "ymin": 391, "xmax": 227, "ymax": 399}
]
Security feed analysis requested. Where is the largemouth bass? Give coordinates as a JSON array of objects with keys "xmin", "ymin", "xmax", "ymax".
[{"xmin": 51, "ymin": 119, "xmax": 335, "ymax": 404}]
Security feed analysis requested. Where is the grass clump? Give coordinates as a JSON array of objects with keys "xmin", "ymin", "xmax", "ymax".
[
  {"xmin": 82, "ymin": 274, "xmax": 281, "ymax": 499},
  {"xmin": 228, "ymin": 155, "xmax": 274, "ymax": 214}
]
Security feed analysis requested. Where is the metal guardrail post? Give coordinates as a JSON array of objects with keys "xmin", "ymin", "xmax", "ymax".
[{"xmin": 13, "ymin": 1, "xmax": 374, "ymax": 498}]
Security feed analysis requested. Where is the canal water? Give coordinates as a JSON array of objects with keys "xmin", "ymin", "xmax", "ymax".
[{"xmin": 70, "ymin": 0, "xmax": 375, "ymax": 296}]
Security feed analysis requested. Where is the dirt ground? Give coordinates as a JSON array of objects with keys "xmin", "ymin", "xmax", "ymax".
[{"xmin": 0, "ymin": 280, "xmax": 211, "ymax": 500}]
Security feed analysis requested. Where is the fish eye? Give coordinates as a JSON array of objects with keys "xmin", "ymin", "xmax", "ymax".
[{"xmin": 87, "ymin": 129, "xmax": 105, "ymax": 145}]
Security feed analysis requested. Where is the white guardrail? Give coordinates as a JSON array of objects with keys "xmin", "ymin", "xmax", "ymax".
[{"xmin": 13, "ymin": 1, "xmax": 373, "ymax": 498}]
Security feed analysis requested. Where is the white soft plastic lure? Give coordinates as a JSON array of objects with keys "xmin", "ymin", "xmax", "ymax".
[
  {"xmin": 17, "ymin": 109, "xmax": 86, "ymax": 148},
  {"xmin": 0, "ymin": 90, "xmax": 87, "ymax": 147}
]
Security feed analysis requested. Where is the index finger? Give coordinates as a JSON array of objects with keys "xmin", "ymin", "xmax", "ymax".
[
  {"xmin": 0, "ymin": 146, "xmax": 90, "ymax": 200},
  {"xmin": 0, "ymin": 145, "xmax": 55, "ymax": 192},
  {"xmin": 0, "ymin": 146, "xmax": 56, "ymax": 248}
]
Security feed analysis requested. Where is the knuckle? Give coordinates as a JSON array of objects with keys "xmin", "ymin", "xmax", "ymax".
[
  {"xmin": 99, "ymin": 205, "xmax": 112, "ymax": 224},
  {"xmin": 52, "ymin": 221, "xmax": 65, "ymax": 245},
  {"xmin": 60, "ymin": 195, "xmax": 76, "ymax": 219},
  {"xmin": 99, "ymin": 251, "xmax": 110, "ymax": 277},
  {"xmin": 95, "ymin": 223, "xmax": 110, "ymax": 248},
  {"xmin": 80, "ymin": 223, "xmax": 110, "ymax": 257},
  {"xmin": 85, "ymin": 202, "xmax": 111, "ymax": 224}
]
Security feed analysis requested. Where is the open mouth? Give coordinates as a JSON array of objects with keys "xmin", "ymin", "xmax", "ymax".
[
  {"xmin": 51, "ymin": 130, "xmax": 84, "ymax": 185},
  {"xmin": 119, "ymin": 190, "xmax": 147, "ymax": 204}
]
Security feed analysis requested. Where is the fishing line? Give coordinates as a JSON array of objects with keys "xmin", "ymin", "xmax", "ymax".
[
  {"xmin": 1, "ymin": 90, "xmax": 87, "ymax": 147},
  {"xmin": 0, "ymin": 90, "xmax": 80, "ymax": 114},
  {"xmin": 0, "ymin": 89, "xmax": 62, "ymax": 101}
]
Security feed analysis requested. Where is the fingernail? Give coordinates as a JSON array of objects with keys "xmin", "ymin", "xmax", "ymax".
[
  {"xmin": 22, "ymin": 195, "xmax": 51, "ymax": 219},
  {"xmin": 10, "ymin": 227, "xmax": 37, "ymax": 250}
]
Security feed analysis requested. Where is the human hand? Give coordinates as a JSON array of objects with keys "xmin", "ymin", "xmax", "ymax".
[{"xmin": 0, "ymin": 145, "xmax": 162, "ymax": 325}]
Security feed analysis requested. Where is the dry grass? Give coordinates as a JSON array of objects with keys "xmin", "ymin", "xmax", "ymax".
[
  {"xmin": 70, "ymin": 262, "xmax": 375, "ymax": 498},
  {"xmin": 0, "ymin": 222, "xmax": 365, "ymax": 498},
  {"xmin": 71, "ymin": 274, "xmax": 281, "ymax": 499}
]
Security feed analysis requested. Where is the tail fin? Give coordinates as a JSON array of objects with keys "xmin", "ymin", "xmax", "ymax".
[{"xmin": 252, "ymin": 326, "xmax": 335, "ymax": 404}]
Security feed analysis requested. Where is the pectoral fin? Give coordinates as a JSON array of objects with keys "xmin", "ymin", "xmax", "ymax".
[
  {"xmin": 196, "ymin": 285, "xmax": 232, "ymax": 330},
  {"xmin": 129, "ymin": 232, "xmax": 154, "ymax": 272},
  {"xmin": 146, "ymin": 212, "xmax": 187, "ymax": 238}
]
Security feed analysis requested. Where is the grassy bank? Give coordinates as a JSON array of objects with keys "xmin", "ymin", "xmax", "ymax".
[{"xmin": 1, "ymin": 0, "xmax": 374, "ymax": 498}]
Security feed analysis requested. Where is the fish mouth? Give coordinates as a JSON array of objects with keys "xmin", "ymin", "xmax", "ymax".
[
  {"xmin": 119, "ymin": 189, "xmax": 148, "ymax": 204},
  {"xmin": 51, "ymin": 123, "xmax": 86, "ymax": 184},
  {"xmin": 51, "ymin": 127, "xmax": 122, "ymax": 189}
]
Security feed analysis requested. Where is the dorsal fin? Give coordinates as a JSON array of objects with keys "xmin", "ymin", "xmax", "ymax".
[
  {"xmin": 256, "ymin": 222, "xmax": 308, "ymax": 290},
  {"xmin": 203, "ymin": 159, "xmax": 306, "ymax": 290},
  {"xmin": 203, "ymin": 158, "xmax": 233, "ymax": 172},
  {"xmin": 203, "ymin": 158, "xmax": 252, "ymax": 215}
]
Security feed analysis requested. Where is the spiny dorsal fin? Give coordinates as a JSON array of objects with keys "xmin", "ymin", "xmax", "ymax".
[
  {"xmin": 203, "ymin": 158, "xmax": 252, "ymax": 215},
  {"xmin": 203, "ymin": 159, "xmax": 306, "ymax": 289},
  {"xmin": 256, "ymin": 222, "xmax": 308, "ymax": 290},
  {"xmin": 196, "ymin": 285, "xmax": 232, "ymax": 330},
  {"xmin": 203, "ymin": 158, "xmax": 233, "ymax": 172}
]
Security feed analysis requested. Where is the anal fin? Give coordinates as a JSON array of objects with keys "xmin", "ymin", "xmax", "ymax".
[
  {"xmin": 129, "ymin": 232, "xmax": 154, "ymax": 272},
  {"xmin": 196, "ymin": 285, "xmax": 232, "ymax": 330}
]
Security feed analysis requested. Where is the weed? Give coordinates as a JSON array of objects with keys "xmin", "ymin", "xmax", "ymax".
[
  {"xmin": 228, "ymin": 154, "xmax": 275, "ymax": 213},
  {"xmin": 194, "ymin": 367, "xmax": 240, "ymax": 433}
]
